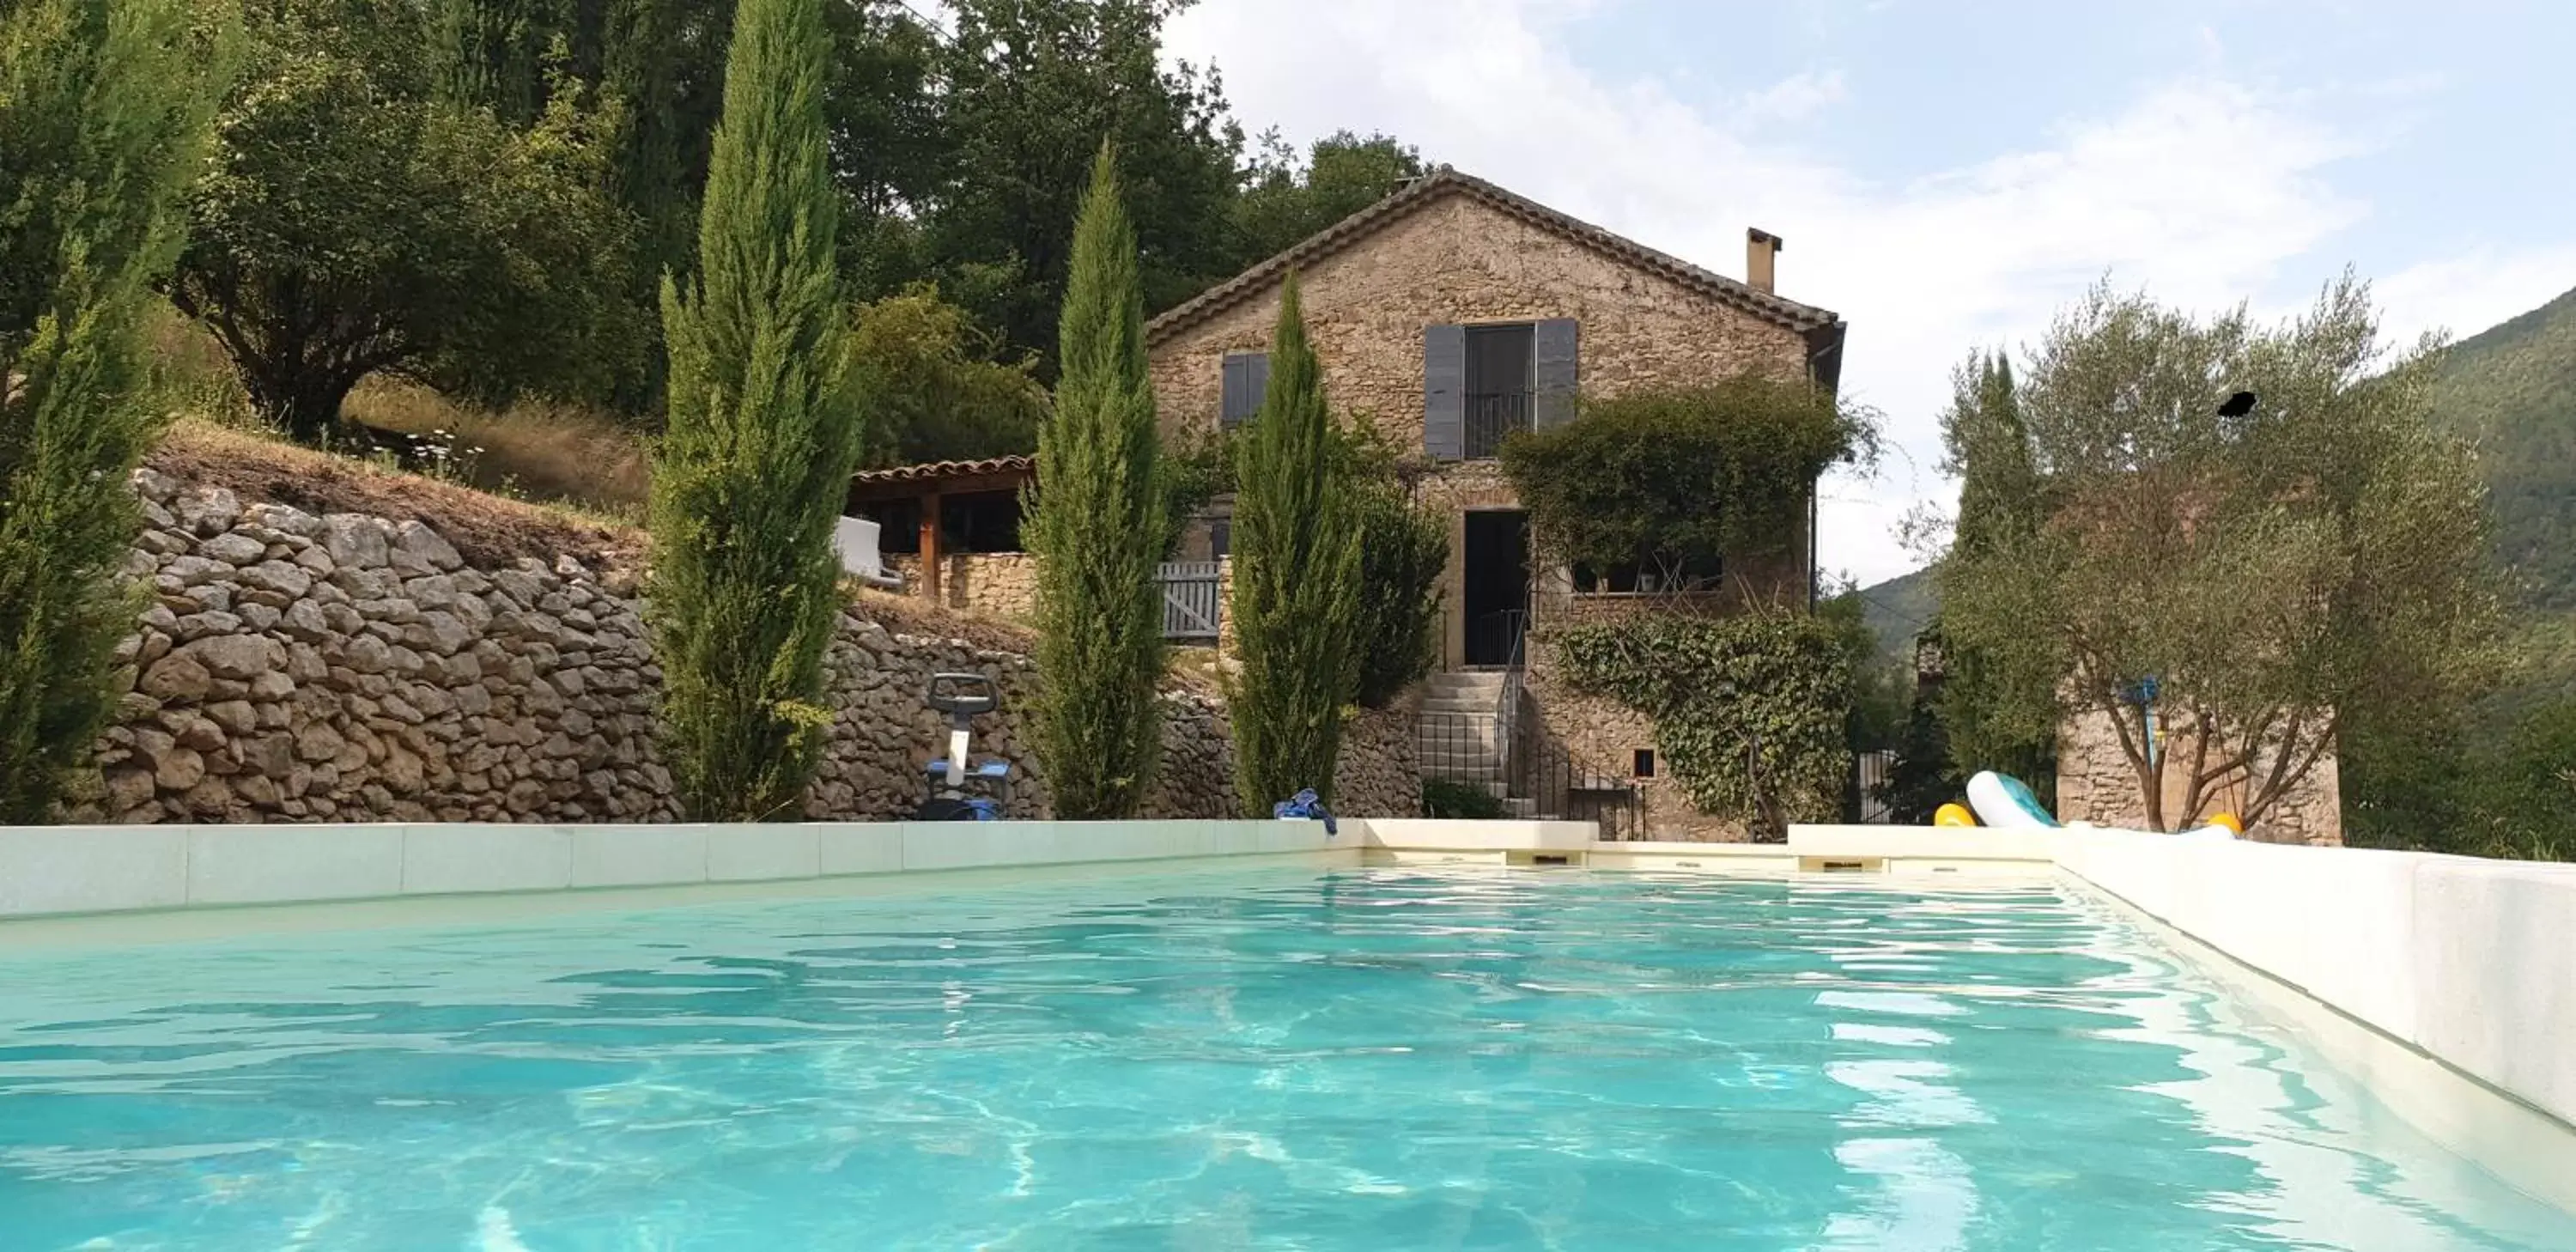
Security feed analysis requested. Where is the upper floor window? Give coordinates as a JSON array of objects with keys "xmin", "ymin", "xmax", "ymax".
[
  {"xmin": 1424, "ymin": 318, "xmax": 1577, "ymax": 461},
  {"xmin": 1221, "ymin": 351, "xmax": 1268, "ymax": 430},
  {"xmin": 1463, "ymin": 325, "xmax": 1534, "ymax": 459}
]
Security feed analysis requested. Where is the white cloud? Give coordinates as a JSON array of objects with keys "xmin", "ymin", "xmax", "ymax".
[
  {"xmin": 1162, "ymin": 0, "xmax": 2563, "ymax": 586},
  {"xmin": 1738, "ymin": 69, "xmax": 1848, "ymax": 125},
  {"xmin": 2370, "ymin": 242, "xmax": 2576, "ymax": 349}
]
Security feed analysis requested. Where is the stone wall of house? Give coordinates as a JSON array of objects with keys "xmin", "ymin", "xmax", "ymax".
[
  {"xmin": 1145, "ymin": 192, "xmax": 1811, "ymax": 448},
  {"xmin": 880, "ymin": 552, "xmax": 1039, "ymax": 622},
  {"xmin": 1146, "ymin": 194, "xmax": 1817, "ymax": 671},
  {"xmin": 2055, "ymin": 708, "xmax": 2343, "ymax": 845},
  {"xmin": 76, "ymin": 471, "xmax": 1416, "ymax": 825}
]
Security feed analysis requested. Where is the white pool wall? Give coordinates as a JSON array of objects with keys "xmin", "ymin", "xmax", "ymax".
[
  {"xmin": 2052, "ymin": 826, "xmax": 2576, "ymax": 1133},
  {"xmin": 0, "ymin": 819, "xmax": 1354, "ymax": 919}
]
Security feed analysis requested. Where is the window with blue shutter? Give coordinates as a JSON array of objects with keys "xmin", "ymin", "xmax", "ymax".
[
  {"xmin": 1423, "ymin": 325, "xmax": 1466, "ymax": 460},
  {"xmin": 1534, "ymin": 318, "xmax": 1579, "ymax": 430},
  {"xmin": 1221, "ymin": 351, "xmax": 1268, "ymax": 430}
]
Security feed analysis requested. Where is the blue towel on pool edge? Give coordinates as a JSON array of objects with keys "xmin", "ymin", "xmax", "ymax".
[{"xmin": 1273, "ymin": 788, "xmax": 1338, "ymax": 836}]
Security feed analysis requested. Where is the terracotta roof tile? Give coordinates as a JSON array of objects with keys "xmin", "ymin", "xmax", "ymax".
[
  {"xmin": 848, "ymin": 454, "xmax": 1036, "ymax": 486},
  {"xmin": 1144, "ymin": 166, "xmax": 1844, "ymax": 346}
]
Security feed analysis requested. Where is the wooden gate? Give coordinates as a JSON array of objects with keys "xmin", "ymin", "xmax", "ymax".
[{"xmin": 1157, "ymin": 562, "xmax": 1221, "ymax": 641}]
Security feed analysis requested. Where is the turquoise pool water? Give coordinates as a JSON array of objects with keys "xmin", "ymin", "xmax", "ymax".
[{"xmin": 3, "ymin": 868, "xmax": 2570, "ymax": 1250}]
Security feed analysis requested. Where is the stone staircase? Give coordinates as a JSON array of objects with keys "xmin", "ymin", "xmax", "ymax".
[{"xmin": 1417, "ymin": 671, "xmax": 1528, "ymax": 811}]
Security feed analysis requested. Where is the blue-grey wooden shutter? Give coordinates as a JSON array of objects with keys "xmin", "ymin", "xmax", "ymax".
[
  {"xmin": 1424, "ymin": 325, "xmax": 1466, "ymax": 459},
  {"xmin": 1534, "ymin": 318, "xmax": 1579, "ymax": 430},
  {"xmin": 1221, "ymin": 352, "xmax": 1269, "ymax": 430}
]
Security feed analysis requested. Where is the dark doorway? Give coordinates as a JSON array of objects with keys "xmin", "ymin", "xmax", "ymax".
[{"xmin": 1461, "ymin": 509, "xmax": 1530, "ymax": 666}]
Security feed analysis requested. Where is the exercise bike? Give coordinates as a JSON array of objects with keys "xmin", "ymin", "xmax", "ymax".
[{"xmin": 914, "ymin": 672, "xmax": 1012, "ymax": 822}]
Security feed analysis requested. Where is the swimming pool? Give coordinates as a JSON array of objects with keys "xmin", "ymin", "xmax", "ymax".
[{"xmin": 3, "ymin": 867, "xmax": 2569, "ymax": 1250}]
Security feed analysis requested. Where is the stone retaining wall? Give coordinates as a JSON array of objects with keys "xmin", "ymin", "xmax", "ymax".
[{"xmin": 76, "ymin": 470, "xmax": 1416, "ymax": 825}]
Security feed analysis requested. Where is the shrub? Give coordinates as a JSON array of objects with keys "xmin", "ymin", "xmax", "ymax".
[
  {"xmin": 645, "ymin": 0, "xmax": 858, "ymax": 821},
  {"xmin": 1344, "ymin": 427, "xmax": 1445, "ymax": 708},
  {"xmin": 1022, "ymin": 143, "xmax": 1170, "ymax": 820},
  {"xmin": 1226, "ymin": 271, "xmax": 1364, "ymax": 815},
  {"xmin": 1421, "ymin": 777, "xmax": 1504, "ymax": 820},
  {"xmin": 0, "ymin": 0, "xmax": 234, "ymax": 822}
]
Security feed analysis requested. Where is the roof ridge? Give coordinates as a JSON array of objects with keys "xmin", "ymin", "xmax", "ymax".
[{"xmin": 1144, "ymin": 167, "xmax": 1842, "ymax": 345}]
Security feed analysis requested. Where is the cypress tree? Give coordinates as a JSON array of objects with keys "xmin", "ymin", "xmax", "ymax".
[
  {"xmin": 0, "ymin": 0, "xmax": 234, "ymax": 821},
  {"xmin": 1024, "ymin": 142, "xmax": 1170, "ymax": 820},
  {"xmin": 1948, "ymin": 353, "xmax": 2040, "ymax": 561},
  {"xmin": 1934, "ymin": 350, "xmax": 2057, "ymax": 790},
  {"xmin": 646, "ymin": 0, "xmax": 857, "ymax": 820},
  {"xmin": 1228, "ymin": 272, "xmax": 1364, "ymax": 814}
]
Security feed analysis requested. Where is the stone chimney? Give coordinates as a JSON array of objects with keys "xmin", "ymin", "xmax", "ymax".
[{"xmin": 1747, "ymin": 228, "xmax": 1783, "ymax": 294}]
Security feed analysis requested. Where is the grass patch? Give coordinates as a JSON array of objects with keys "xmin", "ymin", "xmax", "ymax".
[
  {"xmin": 150, "ymin": 418, "xmax": 642, "ymax": 569},
  {"xmin": 343, "ymin": 380, "xmax": 649, "ymax": 518}
]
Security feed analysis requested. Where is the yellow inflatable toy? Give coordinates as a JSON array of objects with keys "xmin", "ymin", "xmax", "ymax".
[
  {"xmin": 1933, "ymin": 803, "xmax": 1978, "ymax": 828},
  {"xmin": 2209, "ymin": 812, "xmax": 2244, "ymax": 834}
]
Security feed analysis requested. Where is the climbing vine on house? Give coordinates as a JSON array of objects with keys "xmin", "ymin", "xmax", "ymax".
[
  {"xmin": 1553, "ymin": 611, "xmax": 1855, "ymax": 841},
  {"xmin": 1498, "ymin": 376, "xmax": 1876, "ymax": 592}
]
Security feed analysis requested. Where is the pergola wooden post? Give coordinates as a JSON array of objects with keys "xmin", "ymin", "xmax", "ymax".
[{"xmin": 918, "ymin": 489, "xmax": 944, "ymax": 603}]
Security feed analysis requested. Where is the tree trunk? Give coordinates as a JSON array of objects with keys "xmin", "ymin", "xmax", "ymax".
[{"xmin": 244, "ymin": 367, "xmax": 360, "ymax": 447}]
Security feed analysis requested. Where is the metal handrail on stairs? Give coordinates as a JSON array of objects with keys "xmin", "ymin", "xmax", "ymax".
[{"xmin": 1492, "ymin": 606, "xmax": 1529, "ymax": 785}]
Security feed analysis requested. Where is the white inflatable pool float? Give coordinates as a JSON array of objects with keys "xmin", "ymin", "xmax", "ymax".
[{"xmin": 1965, "ymin": 770, "xmax": 2057, "ymax": 829}]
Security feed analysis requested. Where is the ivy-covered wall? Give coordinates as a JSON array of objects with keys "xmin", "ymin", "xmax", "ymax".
[{"xmin": 1533, "ymin": 611, "xmax": 1854, "ymax": 842}]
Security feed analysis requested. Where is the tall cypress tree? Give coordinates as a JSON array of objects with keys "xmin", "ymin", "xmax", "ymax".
[
  {"xmin": 1024, "ymin": 142, "xmax": 1170, "ymax": 820},
  {"xmin": 646, "ymin": 0, "xmax": 857, "ymax": 821},
  {"xmin": 0, "ymin": 0, "xmax": 234, "ymax": 821},
  {"xmin": 1934, "ymin": 350, "xmax": 2057, "ymax": 790},
  {"xmin": 1228, "ymin": 272, "xmax": 1364, "ymax": 814}
]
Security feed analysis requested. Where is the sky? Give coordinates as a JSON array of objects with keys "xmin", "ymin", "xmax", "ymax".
[{"xmin": 1155, "ymin": 0, "xmax": 2576, "ymax": 588}]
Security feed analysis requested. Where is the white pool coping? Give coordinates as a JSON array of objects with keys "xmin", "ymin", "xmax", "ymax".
[{"xmin": 3, "ymin": 815, "xmax": 2571, "ymax": 1212}]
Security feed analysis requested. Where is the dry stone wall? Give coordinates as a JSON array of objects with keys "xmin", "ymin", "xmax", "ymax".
[
  {"xmin": 77, "ymin": 470, "xmax": 1416, "ymax": 825},
  {"xmin": 881, "ymin": 551, "xmax": 1040, "ymax": 622}
]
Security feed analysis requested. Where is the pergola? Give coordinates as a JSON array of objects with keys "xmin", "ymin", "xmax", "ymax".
[{"xmin": 843, "ymin": 454, "xmax": 1036, "ymax": 602}]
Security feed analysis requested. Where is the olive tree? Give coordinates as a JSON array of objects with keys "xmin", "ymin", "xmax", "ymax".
[{"xmin": 1941, "ymin": 275, "xmax": 2502, "ymax": 831}]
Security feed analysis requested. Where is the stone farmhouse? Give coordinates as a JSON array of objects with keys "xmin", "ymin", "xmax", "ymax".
[{"xmin": 851, "ymin": 167, "xmax": 1850, "ymax": 838}]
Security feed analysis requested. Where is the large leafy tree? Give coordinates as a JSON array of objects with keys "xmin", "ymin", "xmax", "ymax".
[
  {"xmin": 822, "ymin": 0, "xmax": 945, "ymax": 296},
  {"xmin": 1024, "ymin": 143, "xmax": 1170, "ymax": 819},
  {"xmin": 647, "ymin": 0, "xmax": 861, "ymax": 820},
  {"xmin": 429, "ymin": 0, "xmax": 568, "ymax": 124},
  {"xmin": 1231, "ymin": 129, "xmax": 1425, "ymax": 266},
  {"xmin": 1227, "ymin": 272, "xmax": 1364, "ymax": 814},
  {"xmin": 1941, "ymin": 276, "xmax": 2503, "ymax": 832},
  {"xmin": 929, "ymin": 0, "xmax": 1242, "ymax": 376},
  {"xmin": 844, "ymin": 283, "xmax": 1046, "ymax": 467},
  {"xmin": 0, "ymin": 0, "xmax": 234, "ymax": 819},
  {"xmin": 167, "ymin": 0, "xmax": 640, "ymax": 444}
]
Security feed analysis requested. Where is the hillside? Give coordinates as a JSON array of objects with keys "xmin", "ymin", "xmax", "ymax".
[
  {"xmin": 1854, "ymin": 567, "xmax": 1938, "ymax": 665},
  {"xmin": 2431, "ymin": 282, "xmax": 2576, "ymax": 611}
]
